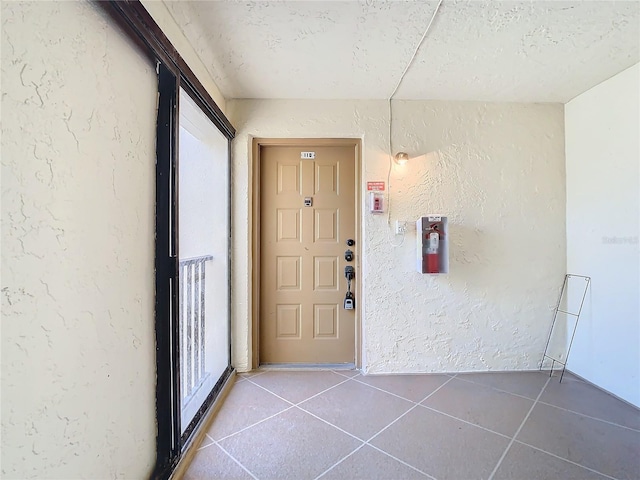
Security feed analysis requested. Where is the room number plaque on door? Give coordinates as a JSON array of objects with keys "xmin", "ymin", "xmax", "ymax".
[
  {"xmin": 301, "ymin": 151, "xmax": 316, "ymax": 159},
  {"xmin": 304, "ymin": 197, "xmax": 313, "ymax": 207}
]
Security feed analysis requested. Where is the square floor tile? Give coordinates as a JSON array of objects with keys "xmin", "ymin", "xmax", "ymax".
[
  {"xmin": 493, "ymin": 442, "xmax": 609, "ymax": 480},
  {"xmin": 183, "ymin": 443, "xmax": 253, "ymax": 480},
  {"xmin": 299, "ymin": 379, "xmax": 413, "ymax": 440},
  {"xmin": 218, "ymin": 407, "xmax": 362, "ymax": 480},
  {"xmin": 319, "ymin": 444, "xmax": 429, "ymax": 479},
  {"xmin": 355, "ymin": 374, "xmax": 450, "ymax": 402},
  {"xmin": 370, "ymin": 406, "xmax": 509, "ymax": 480},
  {"xmin": 456, "ymin": 371, "xmax": 550, "ymax": 400},
  {"xmin": 248, "ymin": 370, "xmax": 347, "ymax": 404},
  {"xmin": 184, "ymin": 371, "xmax": 639, "ymax": 480},
  {"xmin": 540, "ymin": 377, "xmax": 640, "ymax": 429},
  {"xmin": 207, "ymin": 380, "xmax": 291, "ymax": 440},
  {"xmin": 517, "ymin": 403, "xmax": 640, "ymax": 480},
  {"xmin": 422, "ymin": 377, "xmax": 533, "ymax": 436}
]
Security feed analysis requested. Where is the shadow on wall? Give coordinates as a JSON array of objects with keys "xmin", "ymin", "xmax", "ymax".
[
  {"xmin": 446, "ymin": 222, "xmax": 561, "ymax": 303},
  {"xmin": 447, "ymin": 224, "xmax": 492, "ymax": 280}
]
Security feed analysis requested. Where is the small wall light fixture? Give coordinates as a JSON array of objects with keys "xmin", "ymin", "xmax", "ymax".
[{"xmin": 394, "ymin": 152, "xmax": 409, "ymax": 165}]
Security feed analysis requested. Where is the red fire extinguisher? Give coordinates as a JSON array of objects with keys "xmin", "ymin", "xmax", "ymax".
[{"xmin": 425, "ymin": 224, "xmax": 441, "ymax": 274}]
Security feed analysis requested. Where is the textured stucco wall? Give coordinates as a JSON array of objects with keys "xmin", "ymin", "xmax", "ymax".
[
  {"xmin": 141, "ymin": 0, "xmax": 227, "ymax": 114},
  {"xmin": 228, "ymin": 99, "xmax": 566, "ymax": 374},
  {"xmin": 1, "ymin": 2, "xmax": 156, "ymax": 478},
  {"xmin": 565, "ymin": 63, "xmax": 640, "ymax": 407}
]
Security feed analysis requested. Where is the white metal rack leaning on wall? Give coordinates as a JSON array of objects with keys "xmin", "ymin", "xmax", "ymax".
[{"xmin": 540, "ymin": 274, "xmax": 591, "ymax": 382}]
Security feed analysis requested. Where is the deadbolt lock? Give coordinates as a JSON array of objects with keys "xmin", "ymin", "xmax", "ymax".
[{"xmin": 345, "ymin": 249, "xmax": 354, "ymax": 262}]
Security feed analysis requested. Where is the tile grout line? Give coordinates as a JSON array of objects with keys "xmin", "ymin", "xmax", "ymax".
[
  {"xmin": 202, "ymin": 371, "xmax": 626, "ymax": 480},
  {"xmin": 294, "ymin": 375, "xmax": 357, "ymax": 405},
  {"xmin": 487, "ymin": 376, "xmax": 552, "ymax": 480},
  {"xmin": 453, "ymin": 375, "xmax": 640, "ymax": 433},
  {"xmin": 195, "ymin": 432, "xmax": 216, "ymax": 451},
  {"xmin": 243, "ymin": 372, "xmax": 638, "ymax": 436},
  {"xmin": 417, "ymin": 404, "xmax": 511, "ymax": 440},
  {"xmin": 243, "ymin": 379, "xmax": 297, "ymax": 406},
  {"xmin": 215, "ymin": 375, "xmax": 358, "ymax": 444},
  {"xmin": 349, "ymin": 376, "xmax": 438, "ymax": 404},
  {"xmin": 356, "ymin": 374, "xmax": 457, "ymax": 480},
  {"xmin": 214, "ymin": 439, "xmax": 260, "ymax": 480},
  {"xmin": 213, "ymin": 374, "xmax": 365, "ymax": 480},
  {"xmin": 249, "ymin": 372, "xmax": 538, "ymax": 446},
  {"xmin": 297, "ymin": 376, "xmax": 458, "ymax": 480},
  {"xmin": 365, "ymin": 443, "xmax": 438, "ymax": 480},
  {"xmin": 243, "ymin": 370, "xmax": 268, "ymax": 378},
  {"xmin": 510, "ymin": 439, "xmax": 619, "ymax": 480},
  {"xmin": 452, "ymin": 374, "xmax": 545, "ymax": 401},
  {"xmin": 246, "ymin": 373, "xmax": 355, "ymax": 407},
  {"xmin": 330, "ymin": 369, "xmax": 361, "ymax": 379},
  {"xmin": 312, "ymin": 443, "xmax": 366, "ymax": 480},
  {"xmin": 210, "ymin": 371, "xmax": 628, "ymax": 480},
  {"xmin": 214, "ymin": 405, "xmax": 296, "ymax": 443},
  {"xmin": 294, "ymin": 403, "xmax": 369, "ymax": 443},
  {"xmin": 192, "ymin": 371, "xmax": 633, "ymax": 480},
  {"xmin": 514, "ymin": 440, "xmax": 620, "ymax": 480},
  {"xmin": 534, "ymin": 400, "xmax": 640, "ymax": 433},
  {"xmin": 333, "ymin": 376, "xmax": 464, "ymax": 480},
  {"xmin": 365, "ymin": 375, "xmax": 458, "ymax": 445},
  {"xmin": 312, "ymin": 375, "xmax": 455, "ymax": 480},
  {"xmin": 250, "ymin": 371, "xmax": 637, "ymax": 435}
]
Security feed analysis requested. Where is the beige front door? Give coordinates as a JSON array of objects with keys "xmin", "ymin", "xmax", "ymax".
[{"xmin": 260, "ymin": 144, "xmax": 356, "ymax": 364}]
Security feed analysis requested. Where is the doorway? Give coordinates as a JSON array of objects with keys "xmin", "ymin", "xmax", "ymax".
[
  {"xmin": 155, "ymin": 64, "xmax": 234, "ymax": 477},
  {"xmin": 252, "ymin": 139, "xmax": 361, "ymax": 366}
]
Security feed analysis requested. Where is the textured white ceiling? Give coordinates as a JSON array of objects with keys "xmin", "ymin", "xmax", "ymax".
[{"xmin": 165, "ymin": 0, "xmax": 640, "ymax": 103}]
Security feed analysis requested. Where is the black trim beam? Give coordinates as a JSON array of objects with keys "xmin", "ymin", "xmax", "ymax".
[
  {"xmin": 100, "ymin": 0, "xmax": 235, "ymax": 139},
  {"xmin": 153, "ymin": 63, "xmax": 179, "ymax": 480}
]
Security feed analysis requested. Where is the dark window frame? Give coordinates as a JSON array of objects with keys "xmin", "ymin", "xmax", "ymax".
[{"xmin": 98, "ymin": 2, "xmax": 235, "ymax": 478}]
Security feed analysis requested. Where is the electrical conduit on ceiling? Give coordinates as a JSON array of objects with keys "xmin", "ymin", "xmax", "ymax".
[{"xmin": 386, "ymin": 0, "xmax": 443, "ymax": 247}]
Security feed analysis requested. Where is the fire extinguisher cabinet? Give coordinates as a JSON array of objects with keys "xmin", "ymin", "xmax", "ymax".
[{"xmin": 417, "ymin": 216, "xmax": 449, "ymax": 274}]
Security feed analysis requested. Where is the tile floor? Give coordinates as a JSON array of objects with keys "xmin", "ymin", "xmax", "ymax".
[{"xmin": 183, "ymin": 369, "xmax": 640, "ymax": 480}]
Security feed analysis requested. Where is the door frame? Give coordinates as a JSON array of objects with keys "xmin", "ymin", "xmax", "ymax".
[{"xmin": 250, "ymin": 138, "xmax": 362, "ymax": 369}]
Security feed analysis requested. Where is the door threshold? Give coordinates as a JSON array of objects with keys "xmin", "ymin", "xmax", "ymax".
[{"xmin": 259, "ymin": 363, "xmax": 357, "ymax": 371}]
